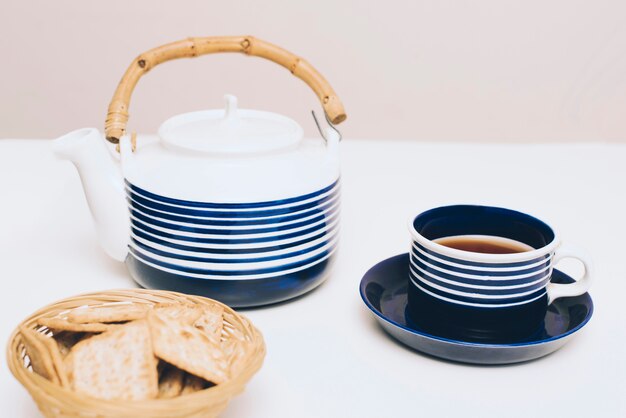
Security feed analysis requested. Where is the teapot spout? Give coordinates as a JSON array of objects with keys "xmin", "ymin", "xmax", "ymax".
[{"xmin": 53, "ymin": 128, "xmax": 129, "ymax": 261}]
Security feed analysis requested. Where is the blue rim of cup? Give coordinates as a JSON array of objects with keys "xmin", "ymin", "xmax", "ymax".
[{"xmin": 408, "ymin": 205, "xmax": 560, "ymax": 264}]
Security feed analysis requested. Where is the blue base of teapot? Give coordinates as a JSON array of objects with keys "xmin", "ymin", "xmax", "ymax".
[{"xmin": 126, "ymin": 253, "xmax": 336, "ymax": 308}]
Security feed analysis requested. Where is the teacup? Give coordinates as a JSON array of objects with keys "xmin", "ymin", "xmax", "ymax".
[{"xmin": 407, "ymin": 205, "xmax": 593, "ymax": 342}]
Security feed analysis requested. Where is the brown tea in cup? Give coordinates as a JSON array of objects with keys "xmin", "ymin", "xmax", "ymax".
[{"xmin": 434, "ymin": 235, "xmax": 533, "ymax": 255}]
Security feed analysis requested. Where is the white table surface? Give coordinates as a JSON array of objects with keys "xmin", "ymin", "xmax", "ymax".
[{"xmin": 1, "ymin": 138, "xmax": 625, "ymax": 417}]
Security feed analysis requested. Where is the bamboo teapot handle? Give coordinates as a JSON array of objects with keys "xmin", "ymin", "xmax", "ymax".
[{"xmin": 105, "ymin": 36, "xmax": 347, "ymax": 143}]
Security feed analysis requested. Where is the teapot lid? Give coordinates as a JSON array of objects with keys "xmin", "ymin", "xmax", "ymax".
[{"xmin": 158, "ymin": 95, "xmax": 303, "ymax": 154}]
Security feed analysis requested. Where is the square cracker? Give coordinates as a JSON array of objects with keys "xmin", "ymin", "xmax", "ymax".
[
  {"xmin": 20, "ymin": 326, "xmax": 60, "ymax": 385},
  {"xmin": 193, "ymin": 304, "xmax": 224, "ymax": 340},
  {"xmin": 67, "ymin": 303, "xmax": 150, "ymax": 324},
  {"xmin": 148, "ymin": 309, "xmax": 228, "ymax": 384},
  {"xmin": 153, "ymin": 304, "xmax": 203, "ymax": 325},
  {"xmin": 38, "ymin": 317, "xmax": 113, "ymax": 333},
  {"xmin": 64, "ymin": 320, "xmax": 158, "ymax": 400},
  {"xmin": 35, "ymin": 330, "xmax": 70, "ymax": 388}
]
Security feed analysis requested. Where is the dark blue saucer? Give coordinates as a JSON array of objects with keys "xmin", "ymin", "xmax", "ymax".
[{"xmin": 360, "ymin": 254, "xmax": 593, "ymax": 364}]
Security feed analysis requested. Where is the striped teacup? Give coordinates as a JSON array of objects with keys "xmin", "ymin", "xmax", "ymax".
[{"xmin": 406, "ymin": 205, "xmax": 593, "ymax": 342}]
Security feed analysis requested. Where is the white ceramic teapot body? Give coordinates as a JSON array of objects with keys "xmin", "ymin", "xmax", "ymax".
[
  {"xmin": 53, "ymin": 36, "xmax": 346, "ymax": 307},
  {"xmin": 54, "ymin": 94, "xmax": 340, "ymax": 262}
]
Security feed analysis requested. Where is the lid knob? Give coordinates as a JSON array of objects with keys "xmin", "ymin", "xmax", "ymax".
[{"xmin": 223, "ymin": 94, "xmax": 239, "ymax": 124}]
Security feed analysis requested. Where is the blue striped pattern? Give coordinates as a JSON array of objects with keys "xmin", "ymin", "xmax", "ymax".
[
  {"xmin": 126, "ymin": 183, "xmax": 340, "ymax": 218},
  {"xmin": 129, "ymin": 204, "xmax": 340, "ymax": 235},
  {"xmin": 130, "ymin": 224, "xmax": 338, "ymax": 255},
  {"xmin": 408, "ymin": 205, "xmax": 557, "ymax": 309},
  {"xmin": 126, "ymin": 195, "xmax": 340, "ymax": 226},
  {"xmin": 125, "ymin": 179, "xmax": 339, "ymax": 209},
  {"xmin": 128, "ymin": 243, "xmax": 338, "ymax": 277},
  {"xmin": 128, "ymin": 252, "xmax": 337, "ymax": 308},
  {"xmin": 412, "ymin": 241, "xmax": 551, "ymax": 271},
  {"xmin": 124, "ymin": 179, "xmax": 340, "ymax": 307},
  {"xmin": 409, "ymin": 244, "xmax": 553, "ymax": 308}
]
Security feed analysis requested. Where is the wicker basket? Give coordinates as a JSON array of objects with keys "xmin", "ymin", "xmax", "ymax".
[{"xmin": 6, "ymin": 289, "xmax": 266, "ymax": 418}]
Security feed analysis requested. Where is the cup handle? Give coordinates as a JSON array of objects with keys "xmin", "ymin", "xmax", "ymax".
[{"xmin": 546, "ymin": 244, "xmax": 594, "ymax": 304}]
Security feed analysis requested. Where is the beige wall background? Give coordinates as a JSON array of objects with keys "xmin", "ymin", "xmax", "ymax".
[{"xmin": 1, "ymin": 0, "xmax": 625, "ymax": 141}]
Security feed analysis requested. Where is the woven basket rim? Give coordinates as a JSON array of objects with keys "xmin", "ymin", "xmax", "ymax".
[{"xmin": 7, "ymin": 289, "xmax": 266, "ymax": 416}]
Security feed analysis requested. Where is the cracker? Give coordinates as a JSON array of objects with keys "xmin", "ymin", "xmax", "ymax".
[
  {"xmin": 68, "ymin": 303, "xmax": 150, "ymax": 324},
  {"xmin": 38, "ymin": 317, "xmax": 113, "ymax": 333},
  {"xmin": 180, "ymin": 373, "xmax": 211, "ymax": 395},
  {"xmin": 153, "ymin": 304, "xmax": 203, "ymax": 325},
  {"xmin": 64, "ymin": 320, "xmax": 158, "ymax": 400},
  {"xmin": 148, "ymin": 309, "xmax": 228, "ymax": 384},
  {"xmin": 194, "ymin": 304, "xmax": 224, "ymax": 340},
  {"xmin": 35, "ymin": 330, "xmax": 71, "ymax": 388},
  {"xmin": 20, "ymin": 326, "xmax": 59, "ymax": 385},
  {"xmin": 157, "ymin": 363, "xmax": 185, "ymax": 398}
]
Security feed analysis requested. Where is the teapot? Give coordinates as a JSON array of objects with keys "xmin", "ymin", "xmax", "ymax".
[{"xmin": 53, "ymin": 36, "xmax": 346, "ymax": 307}]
